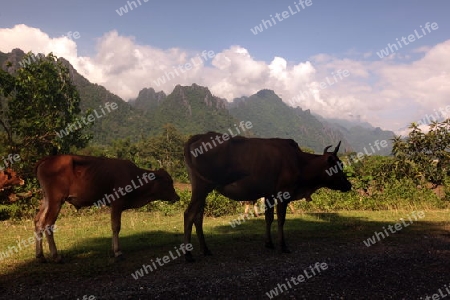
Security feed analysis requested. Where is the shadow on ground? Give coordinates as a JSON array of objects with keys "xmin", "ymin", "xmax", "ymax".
[{"xmin": 1, "ymin": 212, "xmax": 449, "ymax": 299}]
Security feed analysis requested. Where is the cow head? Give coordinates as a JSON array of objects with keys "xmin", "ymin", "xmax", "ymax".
[
  {"xmin": 150, "ymin": 169, "xmax": 180, "ymax": 203},
  {"xmin": 321, "ymin": 142, "xmax": 352, "ymax": 192},
  {"xmin": 0, "ymin": 168, "xmax": 25, "ymax": 191}
]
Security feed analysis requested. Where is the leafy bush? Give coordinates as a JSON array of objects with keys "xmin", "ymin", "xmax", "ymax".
[
  {"xmin": 293, "ymin": 176, "xmax": 449, "ymax": 212},
  {"xmin": 204, "ymin": 191, "xmax": 240, "ymax": 217},
  {"xmin": 136, "ymin": 189, "xmax": 239, "ymax": 217},
  {"xmin": 0, "ymin": 204, "xmax": 21, "ymax": 220},
  {"xmin": 0, "ymin": 177, "xmax": 41, "ymax": 220},
  {"xmin": 391, "ymin": 121, "xmax": 450, "ymax": 186}
]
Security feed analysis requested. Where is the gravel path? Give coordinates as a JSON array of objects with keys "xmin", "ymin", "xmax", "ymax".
[{"xmin": 1, "ymin": 225, "xmax": 449, "ymax": 299}]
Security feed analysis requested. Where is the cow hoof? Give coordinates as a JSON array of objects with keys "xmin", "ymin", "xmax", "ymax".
[
  {"xmin": 185, "ymin": 252, "xmax": 195, "ymax": 263},
  {"xmin": 53, "ymin": 255, "xmax": 63, "ymax": 263},
  {"xmin": 114, "ymin": 254, "xmax": 125, "ymax": 263},
  {"xmin": 36, "ymin": 255, "xmax": 47, "ymax": 263},
  {"xmin": 113, "ymin": 251, "xmax": 125, "ymax": 262},
  {"xmin": 265, "ymin": 242, "xmax": 275, "ymax": 250}
]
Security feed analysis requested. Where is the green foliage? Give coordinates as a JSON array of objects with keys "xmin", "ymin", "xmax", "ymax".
[
  {"xmin": 0, "ymin": 204, "xmax": 20, "ymax": 220},
  {"xmin": 134, "ymin": 124, "xmax": 188, "ymax": 181},
  {"xmin": 391, "ymin": 121, "xmax": 450, "ymax": 186},
  {"xmin": 444, "ymin": 176, "xmax": 450, "ymax": 200},
  {"xmin": 75, "ymin": 81, "xmax": 151, "ymax": 145},
  {"xmin": 139, "ymin": 84, "xmax": 237, "ymax": 137},
  {"xmin": 0, "ymin": 52, "xmax": 94, "ymax": 216},
  {"xmin": 136, "ymin": 189, "xmax": 239, "ymax": 218},
  {"xmin": 301, "ymin": 147, "xmax": 315, "ymax": 154},
  {"xmin": 204, "ymin": 191, "xmax": 240, "ymax": 217},
  {"xmin": 76, "ymin": 144, "xmax": 111, "ymax": 157},
  {"xmin": 0, "ymin": 176, "xmax": 40, "ymax": 219},
  {"xmin": 137, "ymin": 188, "xmax": 191, "ymax": 215},
  {"xmin": 0, "ymin": 52, "xmax": 91, "ymax": 175},
  {"xmin": 111, "ymin": 138, "xmax": 138, "ymax": 161},
  {"xmin": 229, "ymin": 89, "xmax": 348, "ymax": 152},
  {"xmin": 173, "ymin": 189, "xmax": 192, "ymax": 211},
  {"xmin": 346, "ymin": 155, "xmax": 393, "ymax": 190},
  {"xmin": 294, "ymin": 177, "xmax": 447, "ymax": 211}
]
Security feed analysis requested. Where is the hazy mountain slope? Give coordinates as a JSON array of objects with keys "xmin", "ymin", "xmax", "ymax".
[
  {"xmin": 316, "ymin": 115, "xmax": 394, "ymax": 155},
  {"xmin": 229, "ymin": 89, "xmax": 351, "ymax": 153},
  {"xmin": 130, "ymin": 87, "xmax": 166, "ymax": 112}
]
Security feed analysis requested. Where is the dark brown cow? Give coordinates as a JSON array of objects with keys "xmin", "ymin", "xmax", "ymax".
[
  {"xmin": 0, "ymin": 168, "xmax": 24, "ymax": 190},
  {"xmin": 183, "ymin": 132, "xmax": 352, "ymax": 261},
  {"xmin": 34, "ymin": 155, "xmax": 180, "ymax": 262}
]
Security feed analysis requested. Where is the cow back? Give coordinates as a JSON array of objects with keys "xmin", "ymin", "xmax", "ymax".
[{"xmin": 185, "ymin": 133, "xmax": 304, "ymax": 199}]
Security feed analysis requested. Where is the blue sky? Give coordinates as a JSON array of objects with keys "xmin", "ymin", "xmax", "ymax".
[{"xmin": 0, "ymin": 0, "xmax": 449, "ymax": 132}]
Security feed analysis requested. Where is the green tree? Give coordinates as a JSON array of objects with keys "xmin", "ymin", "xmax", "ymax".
[
  {"xmin": 347, "ymin": 154, "xmax": 393, "ymax": 192},
  {"xmin": 137, "ymin": 124, "xmax": 187, "ymax": 180},
  {"xmin": 0, "ymin": 52, "xmax": 91, "ymax": 175},
  {"xmin": 391, "ymin": 121, "xmax": 450, "ymax": 186},
  {"xmin": 111, "ymin": 138, "xmax": 138, "ymax": 161}
]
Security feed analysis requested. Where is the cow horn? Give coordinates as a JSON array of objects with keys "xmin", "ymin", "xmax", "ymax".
[
  {"xmin": 333, "ymin": 141, "xmax": 341, "ymax": 155},
  {"xmin": 323, "ymin": 145, "xmax": 332, "ymax": 154}
]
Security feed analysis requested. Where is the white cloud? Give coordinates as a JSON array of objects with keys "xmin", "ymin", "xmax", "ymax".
[
  {"xmin": 0, "ymin": 24, "xmax": 79, "ymax": 65},
  {"xmin": 1, "ymin": 24, "xmax": 449, "ymax": 132}
]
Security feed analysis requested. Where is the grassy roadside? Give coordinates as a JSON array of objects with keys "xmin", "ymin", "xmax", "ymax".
[{"xmin": 1, "ymin": 209, "xmax": 449, "ymax": 281}]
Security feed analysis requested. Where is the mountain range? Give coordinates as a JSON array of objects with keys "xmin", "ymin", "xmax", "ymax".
[{"xmin": 0, "ymin": 49, "xmax": 394, "ymax": 155}]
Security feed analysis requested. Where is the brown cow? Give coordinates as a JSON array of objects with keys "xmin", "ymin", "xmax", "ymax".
[
  {"xmin": 34, "ymin": 155, "xmax": 180, "ymax": 262},
  {"xmin": 184, "ymin": 132, "xmax": 352, "ymax": 261},
  {"xmin": 0, "ymin": 168, "xmax": 24, "ymax": 190}
]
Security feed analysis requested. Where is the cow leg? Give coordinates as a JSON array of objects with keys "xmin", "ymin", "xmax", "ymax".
[
  {"xmin": 184, "ymin": 186, "xmax": 211, "ymax": 262},
  {"xmin": 34, "ymin": 197, "xmax": 63, "ymax": 263},
  {"xmin": 34, "ymin": 202, "xmax": 46, "ymax": 262},
  {"xmin": 193, "ymin": 206, "xmax": 212, "ymax": 256},
  {"xmin": 276, "ymin": 201, "xmax": 290, "ymax": 253},
  {"xmin": 264, "ymin": 198, "xmax": 275, "ymax": 249},
  {"xmin": 111, "ymin": 206, "xmax": 124, "ymax": 261}
]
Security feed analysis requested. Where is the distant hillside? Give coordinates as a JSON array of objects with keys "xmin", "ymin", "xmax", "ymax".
[
  {"xmin": 136, "ymin": 84, "xmax": 239, "ymax": 135},
  {"xmin": 228, "ymin": 89, "xmax": 351, "ymax": 153},
  {"xmin": 316, "ymin": 115, "xmax": 394, "ymax": 155},
  {"xmin": 130, "ymin": 87, "xmax": 166, "ymax": 112},
  {"xmin": 324, "ymin": 117, "xmax": 374, "ymax": 130},
  {"xmin": 0, "ymin": 49, "xmax": 394, "ymax": 155}
]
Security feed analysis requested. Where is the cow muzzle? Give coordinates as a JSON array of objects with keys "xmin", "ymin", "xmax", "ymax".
[
  {"xmin": 169, "ymin": 192, "xmax": 180, "ymax": 203},
  {"xmin": 341, "ymin": 181, "xmax": 352, "ymax": 192}
]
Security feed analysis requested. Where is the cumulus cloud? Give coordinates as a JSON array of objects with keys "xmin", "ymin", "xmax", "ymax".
[
  {"xmin": 0, "ymin": 24, "xmax": 449, "ymax": 132},
  {"xmin": 0, "ymin": 24, "xmax": 79, "ymax": 65}
]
